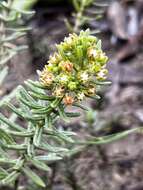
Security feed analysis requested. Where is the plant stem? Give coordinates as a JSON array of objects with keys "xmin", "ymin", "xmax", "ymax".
[{"xmin": 73, "ymin": 0, "xmax": 85, "ymax": 33}]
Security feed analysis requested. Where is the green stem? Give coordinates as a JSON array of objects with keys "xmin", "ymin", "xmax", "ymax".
[{"xmin": 73, "ymin": 0, "xmax": 85, "ymax": 33}]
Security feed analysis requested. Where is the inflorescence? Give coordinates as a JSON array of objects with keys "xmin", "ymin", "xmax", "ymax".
[{"xmin": 39, "ymin": 30, "xmax": 108, "ymax": 105}]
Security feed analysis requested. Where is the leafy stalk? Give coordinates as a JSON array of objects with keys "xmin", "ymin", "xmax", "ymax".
[
  {"xmin": 0, "ymin": 0, "xmax": 34, "ymax": 106},
  {"xmin": 0, "ymin": 30, "xmax": 140, "ymax": 189}
]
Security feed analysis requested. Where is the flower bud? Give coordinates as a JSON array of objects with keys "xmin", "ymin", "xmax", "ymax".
[
  {"xmin": 58, "ymin": 74, "xmax": 69, "ymax": 85},
  {"xmin": 68, "ymin": 81, "xmax": 77, "ymax": 90},
  {"xmin": 53, "ymin": 87, "xmax": 65, "ymax": 97},
  {"xmin": 40, "ymin": 69, "xmax": 54, "ymax": 86},
  {"xmin": 59, "ymin": 61, "xmax": 73, "ymax": 72},
  {"xmin": 87, "ymin": 86, "xmax": 96, "ymax": 95},
  {"xmin": 87, "ymin": 48, "xmax": 97, "ymax": 59},
  {"xmin": 63, "ymin": 95, "xmax": 74, "ymax": 105}
]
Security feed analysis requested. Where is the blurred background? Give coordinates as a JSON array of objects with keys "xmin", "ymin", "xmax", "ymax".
[{"xmin": 1, "ymin": 0, "xmax": 143, "ymax": 190}]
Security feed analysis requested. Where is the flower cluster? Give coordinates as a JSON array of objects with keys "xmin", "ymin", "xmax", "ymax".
[{"xmin": 39, "ymin": 30, "xmax": 108, "ymax": 105}]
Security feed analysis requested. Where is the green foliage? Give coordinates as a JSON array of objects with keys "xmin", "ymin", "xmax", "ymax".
[
  {"xmin": 65, "ymin": 0, "xmax": 109, "ymax": 33},
  {"xmin": 0, "ymin": 30, "xmax": 141, "ymax": 188},
  {"xmin": 0, "ymin": 0, "xmax": 34, "ymax": 106},
  {"xmin": 12, "ymin": 0, "xmax": 38, "ymax": 11}
]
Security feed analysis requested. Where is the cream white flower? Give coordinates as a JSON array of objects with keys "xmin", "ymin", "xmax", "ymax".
[
  {"xmin": 96, "ymin": 69, "xmax": 108, "ymax": 80},
  {"xmin": 59, "ymin": 75, "xmax": 69, "ymax": 84},
  {"xmin": 88, "ymin": 48, "xmax": 97, "ymax": 58},
  {"xmin": 53, "ymin": 87, "xmax": 64, "ymax": 97},
  {"xmin": 80, "ymin": 72, "xmax": 89, "ymax": 82},
  {"xmin": 77, "ymin": 92, "xmax": 85, "ymax": 100},
  {"xmin": 64, "ymin": 36, "xmax": 73, "ymax": 44}
]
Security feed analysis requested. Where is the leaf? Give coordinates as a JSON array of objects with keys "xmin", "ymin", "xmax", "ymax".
[
  {"xmin": 87, "ymin": 94, "xmax": 101, "ymax": 100},
  {"xmin": 57, "ymin": 104, "xmax": 69, "ymax": 122},
  {"xmin": 73, "ymin": 0, "xmax": 80, "ymax": 11},
  {"xmin": 0, "ymin": 128, "xmax": 15, "ymax": 144},
  {"xmin": 0, "ymin": 147, "xmax": 8, "ymax": 158},
  {"xmin": 0, "ymin": 113, "xmax": 24, "ymax": 132},
  {"xmin": 0, "ymin": 167, "xmax": 8, "ymax": 180},
  {"xmin": 54, "ymin": 130, "xmax": 74, "ymax": 143},
  {"xmin": 78, "ymin": 128, "xmax": 140, "ymax": 145},
  {"xmin": 0, "ymin": 158, "xmax": 16, "ymax": 164},
  {"xmin": 1, "ymin": 171, "xmax": 20, "ymax": 184},
  {"xmin": 2, "ymin": 143, "xmax": 26, "ymax": 150},
  {"xmin": 32, "ymin": 106, "xmax": 52, "ymax": 115},
  {"xmin": 33, "ymin": 125, "xmax": 43, "ymax": 147},
  {"xmin": 96, "ymin": 40, "xmax": 102, "ymax": 49},
  {"xmin": 17, "ymin": 86, "xmax": 43, "ymax": 109},
  {"xmin": 0, "ymin": 87, "xmax": 18, "ymax": 107},
  {"xmin": 41, "ymin": 142, "xmax": 69, "ymax": 153},
  {"xmin": 29, "ymin": 158, "xmax": 50, "ymax": 172},
  {"xmin": 45, "ymin": 116, "xmax": 52, "ymax": 128},
  {"xmin": 22, "ymin": 167, "xmax": 46, "ymax": 187},
  {"xmin": 0, "ymin": 52, "xmax": 16, "ymax": 65},
  {"xmin": 73, "ymin": 103, "xmax": 89, "ymax": 111},
  {"xmin": 35, "ymin": 154, "xmax": 62, "ymax": 162},
  {"xmin": 1, "ymin": 32, "xmax": 26, "ymax": 42},
  {"xmin": 4, "ymin": 129, "xmax": 33, "ymax": 137},
  {"xmin": 94, "ymin": 81, "xmax": 112, "ymax": 85},
  {"xmin": 66, "ymin": 112, "xmax": 81, "ymax": 118},
  {"xmin": 12, "ymin": 0, "xmax": 37, "ymax": 11},
  {"xmin": 25, "ymin": 80, "xmax": 45, "ymax": 94},
  {"xmin": 7, "ymin": 103, "xmax": 45, "ymax": 121},
  {"xmin": 0, "ymin": 66, "xmax": 8, "ymax": 85},
  {"xmin": 29, "ymin": 91, "xmax": 55, "ymax": 101},
  {"xmin": 27, "ymin": 80, "xmax": 50, "ymax": 90}
]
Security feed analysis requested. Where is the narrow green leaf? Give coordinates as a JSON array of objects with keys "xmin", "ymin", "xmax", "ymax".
[
  {"xmin": 0, "ymin": 158, "xmax": 16, "ymax": 164},
  {"xmin": 7, "ymin": 103, "xmax": 45, "ymax": 121},
  {"xmin": 27, "ymin": 80, "xmax": 50, "ymax": 90},
  {"xmin": 25, "ymin": 80, "xmax": 45, "ymax": 94},
  {"xmin": 29, "ymin": 91, "xmax": 55, "ymax": 101},
  {"xmin": 4, "ymin": 129, "xmax": 33, "ymax": 137},
  {"xmin": 33, "ymin": 125, "xmax": 43, "ymax": 147},
  {"xmin": 87, "ymin": 94, "xmax": 101, "ymax": 100},
  {"xmin": 0, "ymin": 52, "xmax": 16, "ymax": 65},
  {"xmin": 66, "ymin": 112, "xmax": 81, "ymax": 117},
  {"xmin": 0, "ymin": 87, "xmax": 18, "ymax": 107},
  {"xmin": 35, "ymin": 154, "xmax": 62, "ymax": 162},
  {"xmin": 0, "ymin": 113, "xmax": 24, "ymax": 132},
  {"xmin": 17, "ymin": 93, "xmax": 43, "ymax": 110},
  {"xmin": 0, "ymin": 167, "xmax": 8, "ymax": 180},
  {"xmin": 32, "ymin": 106, "xmax": 52, "ymax": 115},
  {"xmin": 45, "ymin": 116, "xmax": 52, "ymax": 128},
  {"xmin": 73, "ymin": 0, "xmax": 80, "ymax": 11},
  {"xmin": 2, "ymin": 143, "xmax": 26, "ymax": 150},
  {"xmin": 0, "ymin": 66, "xmax": 8, "ymax": 85},
  {"xmin": 96, "ymin": 39, "xmax": 102, "ymax": 49},
  {"xmin": 29, "ymin": 158, "xmax": 50, "ymax": 171},
  {"xmin": 78, "ymin": 128, "xmax": 140, "ymax": 145},
  {"xmin": 22, "ymin": 167, "xmax": 46, "ymax": 187},
  {"xmin": 73, "ymin": 103, "xmax": 89, "ymax": 111},
  {"xmin": 40, "ymin": 142, "xmax": 69, "ymax": 153},
  {"xmin": 57, "ymin": 104, "xmax": 69, "ymax": 122},
  {"xmin": 94, "ymin": 81, "xmax": 112, "ymax": 85},
  {"xmin": 54, "ymin": 130, "xmax": 74, "ymax": 143},
  {"xmin": 0, "ymin": 128, "xmax": 15, "ymax": 144},
  {"xmin": 1, "ymin": 171, "xmax": 20, "ymax": 184}
]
